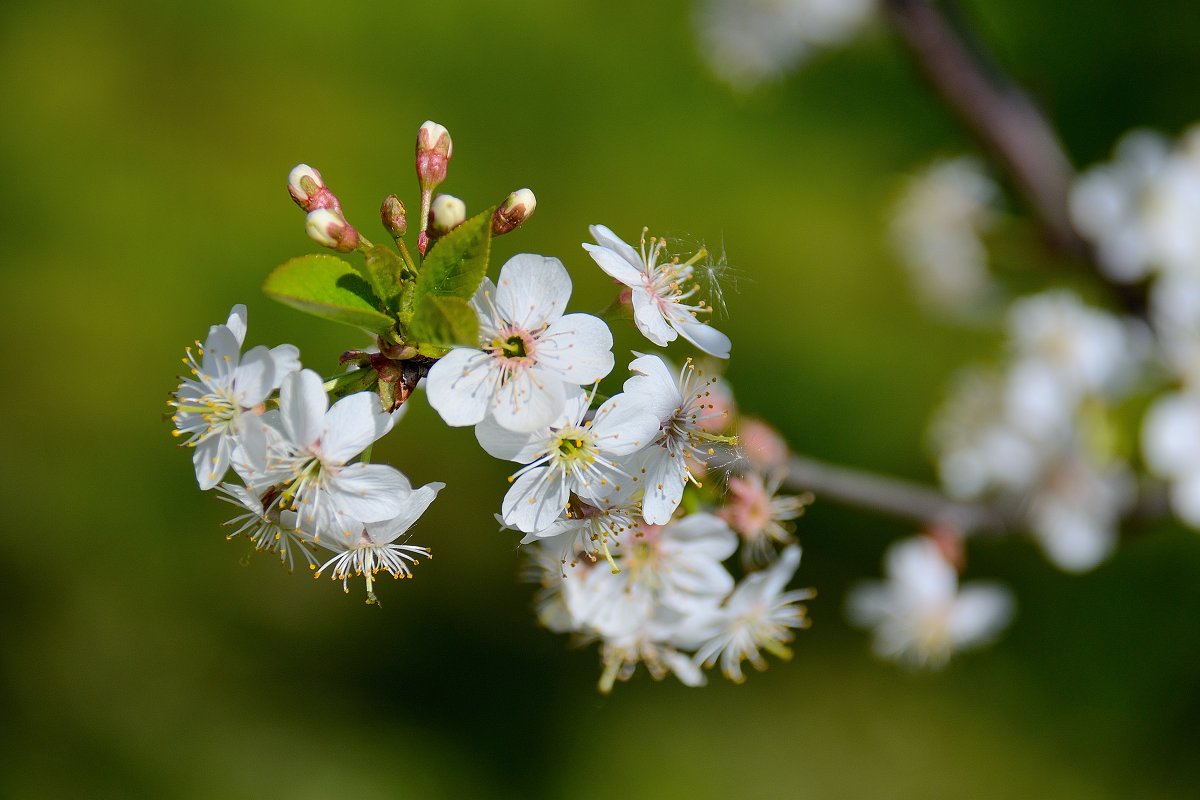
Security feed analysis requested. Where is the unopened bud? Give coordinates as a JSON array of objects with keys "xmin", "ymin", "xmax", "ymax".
[
  {"xmin": 429, "ymin": 194, "xmax": 466, "ymax": 235},
  {"xmin": 492, "ymin": 188, "xmax": 537, "ymax": 235},
  {"xmin": 305, "ymin": 208, "xmax": 360, "ymax": 252},
  {"xmin": 380, "ymin": 194, "xmax": 407, "ymax": 238},
  {"xmin": 416, "ymin": 120, "xmax": 453, "ymax": 192},
  {"xmin": 288, "ymin": 163, "xmax": 343, "ymax": 213}
]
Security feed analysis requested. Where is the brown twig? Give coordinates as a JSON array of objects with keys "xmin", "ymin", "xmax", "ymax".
[{"xmin": 884, "ymin": 0, "xmax": 1082, "ymax": 253}]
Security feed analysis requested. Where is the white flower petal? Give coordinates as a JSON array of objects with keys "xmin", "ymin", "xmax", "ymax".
[
  {"xmin": 225, "ymin": 304, "xmax": 248, "ymax": 347},
  {"xmin": 491, "ymin": 369, "xmax": 567, "ymax": 433},
  {"xmin": 475, "ymin": 416, "xmax": 545, "ymax": 463},
  {"xmin": 948, "ymin": 584, "xmax": 1014, "ymax": 647},
  {"xmin": 494, "ymin": 254, "xmax": 571, "ymax": 329},
  {"xmin": 665, "ymin": 513, "xmax": 738, "ymax": 562},
  {"xmin": 537, "ymin": 313, "xmax": 615, "ymax": 384},
  {"xmin": 193, "ymin": 435, "xmax": 230, "ymax": 491},
  {"xmin": 320, "ymin": 391, "xmax": 394, "ymax": 465},
  {"xmin": 638, "ymin": 447, "xmax": 686, "ymax": 524},
  {"xmin": 590, "ymin": 393, "xmax": 659, "ymax": 457},
  {"xmin": 583, "ymin": 242, "xmax": 644, "ymax": 287},
  {"xmin": 329, "ymin": 463, "xmax": 411, "ymax": 525},
  {"xmin": 425, "ymin": 348, "xmax": 495, "ymax": 427},
  {"xmin": 662, "ymin": 649, "xmax": 706, "ymax": 688},
  {"xmin": 672, "ymin": 317, "xmax": 732, "ymax": 359},
  {"xmin": 503, "ymin": 468, "xmax": 569, "ymax": 533},
  {"xmin": 268, "ymin": 344, "xmax": 302, "ymax": 384},
  {"xmin": 231, "ymin": 346, "xmax": 275, "ymax": 408},
  {"xmin": 588, "ymin": 225, "xmax": 644, "ymax": 274},
  {"xmin": 365, "ymin": 481, "xmax": 445, "ymax": 544},
  {"xmin": 631, "ymin": 288, "xmax": 676, "ymax": 347},
  {"xmin": 624, "ymin": 354, "xmax": 683, "ymax": 422},
  {"xmin": 201, "ymin": 324, "xmax": 242, "ymax": 380},
  {"xmin": 279, "ymin": 369, "xmax": 328, "ymax": 449}
]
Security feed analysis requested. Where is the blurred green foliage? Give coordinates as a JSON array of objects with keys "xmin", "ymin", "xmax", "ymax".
[{"xmin": 2, "ymin": 0, "xmax": 1200, "ymax": 797}]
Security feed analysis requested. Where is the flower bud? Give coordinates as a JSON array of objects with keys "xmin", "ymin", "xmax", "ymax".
[
  {"xmin": 380, "ymin": 194, "xmax": 407, "ymax": 238},
  {"xmin": 415, "ymin": 120, "xmax": 453, "ymax": 192},
  {"xmin": 288, "ymin": 164, "xmax": 342, "ymax": 213},
  {"xmin": 428, "ymin": 194, "xmax": 467, "ymax": 235},
  {"xmin": 305, "ymin": 208, "xmax": 360, "ymax": 252},
  {"xmin": 491, "ymin": 188, "xmax": 537, "ymax": 235}
]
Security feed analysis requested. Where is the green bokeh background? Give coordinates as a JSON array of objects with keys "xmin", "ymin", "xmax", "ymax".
[{"xmin": 4, "ymin": 1, "xmax": 1200, "ymax": 797}]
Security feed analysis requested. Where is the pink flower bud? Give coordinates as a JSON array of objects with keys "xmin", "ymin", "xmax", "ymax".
[
  {"xmin": 739, "ymin": 417, "xmax": 790, "ymax": 471},
  {"xmin": 305, "ymin": 208, "xmax": 360, "ymax": 252},
  {"xmin": 416, "ymin": 121, "xmax": 452, "ymax": 192},
  {"xmin": 428, "ymin": 194, "xmax": 466, "ymax": 235},
  {"xmin": 380, "ymin": 194, "xmax": 407, "ymax": 238},
  {"xmin": 492, "ymin": 188, "xmax": 537, "ymax": 235},
  {"xmin": 288, "ymin": 164, "xmax": 342, "ymax": 213}
]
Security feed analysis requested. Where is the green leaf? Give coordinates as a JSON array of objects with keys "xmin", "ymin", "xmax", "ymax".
[
  {"xmin": 408, "ymin": 295, "xmax": 480, "ymax": 348},
  {"xmin": 415, "ymin": 207, "xmax": 495, "ymax": 303},
  {"xmin": 263, "ymin": 254, "xmax": 396, "ymax": 334},
  {"xmin": 358, "ymin": 245, "xmax": 405, "ymax": 313}
]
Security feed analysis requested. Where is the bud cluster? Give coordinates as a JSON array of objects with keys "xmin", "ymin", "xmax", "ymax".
[{"xmin": 288, "ymin": 164, "xmax": 362, "ymax": 253}]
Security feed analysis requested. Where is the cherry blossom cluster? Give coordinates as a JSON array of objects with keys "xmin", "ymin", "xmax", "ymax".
[
  {"xmin": 928, "ymin": 291, "xmax": 1145, "ymax": 572},
  {"xmin": 169, "ymin": 305, "xmax": 442, "ymax": 602},
  {"xmin": 513, "ymin": 376, "xmax": 818, "ymax": 692},
  {"xmin": 856, "ymin": 124, "xmax": 1200, "ymax": 666},
  {"xmin": 416, "ymin": 225, "xmax": 820, "ymax": 691},
  {"xmin": 1071, "ymin": 124, "xmax": 1200, "ymax": 528},
  {"xmin": 167, "ymin": 120, "xmax": 816, "ymax": 689}
]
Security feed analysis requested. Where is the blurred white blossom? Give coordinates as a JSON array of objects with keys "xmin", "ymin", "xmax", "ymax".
[
  {"xmin": 694, "ymin": 0, "xmax": 877, "ymax": 90},
  {"xmin": 889, "ymin": 157, "xmax": 999, "ymax": 313},
  {"xmin": 847, "ymin": 537, "xmax": 1014, "ymax": 668},
  {"xmin": 1071, "ymin": 127, "xmax": 1200, "ymax": 282},
  {"xmin": 929, "ymin": 290, "xmax": 1143, "ymax": 571},
  {"xmin": 1143, "ymin": 391, "xmax": 1200, "ymax": 527}
]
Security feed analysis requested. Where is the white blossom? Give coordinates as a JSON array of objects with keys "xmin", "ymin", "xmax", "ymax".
[
  {"xmin": 1143, "ymin": 391, "xmax": 1200, "ymax": 527},
  {"xmin": 847, "ymin": 537, "xmax": 1014, "ymax": 669},
  {"xmin": 622, "ymin": 354, "xmax": 731, "ymax": 523},
  {"xmin": 693, "ymin": 545, "xmax": 812, "ymax": 683},
  {"xmin": 614, "ymin": 514, "xmax": 739, "ymax": 614},
  {"xmin": 694, "ymin": 0, "xmax": 877, "ymax": 90},
  {"xmin": 425, "ymin": 254, "xmax": 615, "ymax": 432},
  {"xmin": 1026, "ymin": 452, "xmax": 1134, "ymax": 572},
  {"xmin": 583, "ymin": 225, "xmax": 731, "ymax": 358},
  {"xmin": 1006, "ymin": 290, "xmax": 1141, "ymax": 407},
  {"xmin": 889, "ymin": 156, "xmax": 998, "ymax": 313},
  {"xmin": 215, "ymin": 482, "xmax": 316, "ymax": 572},
  {"xmin": 1070, "ymin": 127, "xmax": 1200, "ymax": 281},
  {"xmin": 516, "ymin": 493, "xmax": 642, "ymax": 571},
  {"xmin": 313, "ymin": 479, "xmax": 443, "ymax": 598},
  {"xmin": 929, "ymin": 359, "xmax": 1135, "ymax": 572},
  {"xmin": 478, "ymin": 387, "xmax": 659, "ymax": 534},
  {"xmin": 929, "ymin": 367, "xmax": 1048, "ymax": 500},
  {"xmin": 528, "ymin": 512, "xmax": 741, "ymax": 692},
  {"xmin": 249, "ymin": 369, "xmax": 408, "ymax": 539},
  {"xmin": 170, "ymin": 304, "xmax": 300, "ymax": 490}
]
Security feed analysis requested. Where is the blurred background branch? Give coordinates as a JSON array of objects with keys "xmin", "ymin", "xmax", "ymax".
[
  {"xmin": 884, "ymin": 0, "xmax": 1081, "ymax": 254},
  {"xmin": 785, "ymin": 453, "xmax": 1010, "ymax": 533}
]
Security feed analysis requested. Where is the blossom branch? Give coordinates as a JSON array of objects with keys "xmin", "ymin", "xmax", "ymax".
[
  {"xmin": 883, "ymin": 0, "xmax": 1081, "ymax": 253},
  {"xmin": 783, "ymin": 453, "xmax": 1010, "ymax": 534}
]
